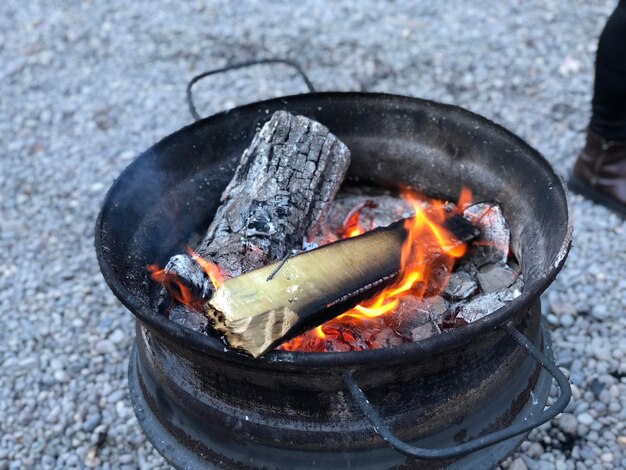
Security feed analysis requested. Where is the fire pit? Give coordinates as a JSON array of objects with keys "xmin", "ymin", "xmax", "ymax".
[{"xmin": 95, "ymin": 61, "xmax": 572, "ymax": 469}]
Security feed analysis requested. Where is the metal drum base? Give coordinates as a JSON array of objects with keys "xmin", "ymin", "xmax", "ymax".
[{"xmin": 128, "ymin": 320, "xmax": 554, "ymax": 469}]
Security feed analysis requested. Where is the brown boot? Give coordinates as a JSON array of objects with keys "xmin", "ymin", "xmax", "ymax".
[{"xmin": 569, "ymin": 128, "xmax": 626, "ymax": 217}]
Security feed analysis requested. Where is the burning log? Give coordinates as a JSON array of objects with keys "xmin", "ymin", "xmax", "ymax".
[
  {"xmin": 207, "ymin": 204, "xmax": 472, "ymax": 357},
  {"xmin": 160, "ymin": 111, "xmax": 351, "ymax": 299},
  {"xmin": 206, "ymin": 221, "xmax": 407, "ymax": 357}
]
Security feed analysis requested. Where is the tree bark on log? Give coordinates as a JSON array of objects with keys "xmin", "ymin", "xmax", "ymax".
[{"xmin": 162, "ymin": 110, "xmax": 351, "ymax": 299}]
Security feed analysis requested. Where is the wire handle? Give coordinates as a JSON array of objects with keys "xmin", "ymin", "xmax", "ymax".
[
  {"xmin": 343, "ymin": 320, "xmax": 571, "ymax": 460},
  {"xmin": 186, "ymin": 59, "xmax": 316, "ymax": 121}
]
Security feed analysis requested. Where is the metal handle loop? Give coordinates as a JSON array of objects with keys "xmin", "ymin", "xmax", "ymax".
[
  {"xmin": 343, "ymin": 320, "xmax": 571, "ymax": 460},
  {"xmin": 186, "ymin": 59, "xmax": 315, "ymax": 121}
]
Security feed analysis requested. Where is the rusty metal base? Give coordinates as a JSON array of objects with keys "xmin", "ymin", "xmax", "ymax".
[{"xmin": 128, "ymin": 321, "xmax": 554, "ymax": 470}]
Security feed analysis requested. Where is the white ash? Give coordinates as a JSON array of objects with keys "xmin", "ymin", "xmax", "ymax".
[
  {"xmin": 463, "ymin": 203, "xmax": 511, "ymax": 266},
  {"xmin": 455, "ymin": 273, "xmax": 524, "ymax": 324},
  {"xmin": 1, "ymin": 1, "xmax": 623, "ymax": 468},
  {"xmin": 456, "ymin": 292, "xmax": 507, "ymax": 324},
  {"xmin": 499, "ymin": 277, "xmax": 524, "ymax": 302}
]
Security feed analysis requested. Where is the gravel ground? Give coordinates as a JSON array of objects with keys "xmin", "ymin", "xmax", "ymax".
[{"xmin": 1, "ymin": 1, "xmax": 625, "ymax": 469}]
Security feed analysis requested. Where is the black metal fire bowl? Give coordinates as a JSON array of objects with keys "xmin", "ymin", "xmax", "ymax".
[{"xmin": 95, "ymin": 64, "xmax": 572, "ymax": 469}]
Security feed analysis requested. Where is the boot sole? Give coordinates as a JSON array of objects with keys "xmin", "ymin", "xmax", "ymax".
[{"xmin": 568, "ymin": 174, "xmax": 626, "ymax": 218}]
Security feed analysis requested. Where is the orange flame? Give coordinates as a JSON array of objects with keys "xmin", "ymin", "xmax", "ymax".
[
  {"xmin": 187, "ymin": 247, "xmax": 225, "ymax": 289},
  {"xmin": 337, "ymin": 200, "xmax": 377, "ymax": 239},
  {"xmin": 456, "ymin": 187, "xmax": 473, "ymax": 212},
  {"xmin": 281, "ymin": 188, "xmax": 472, "ymax": 350},
  {"xmin": 339, "ymin": 192, "xmax": 466, "ymax": 319},
  {"xmin": 147, "ymin": 263, "xmax": 204, "ymax": 311},
  {"xmin": 147, "ymin": 249, "xmax": 227, "ymax": 312}
]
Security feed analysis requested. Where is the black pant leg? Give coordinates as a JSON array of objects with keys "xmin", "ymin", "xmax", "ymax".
[{"xmin": 590, "ymin": 0, "xmax": 626, "ymax": 141}]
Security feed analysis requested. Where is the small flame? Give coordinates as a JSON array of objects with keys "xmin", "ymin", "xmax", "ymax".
[
  {"xmin": 147, "ymin": 249, "xmax": 227, "ymax": 312},
  {"xmin": 337, "ymin": 200, "xmax": 377, "ymax": 239},
  {"xmin": 187, "ymin": 247, "xmax": 225, "ymax": 289},
  {"xmin": 147, "ymin": 263, "xmax": 204, "ymax": 311},
  {"xmin": 456, "ymin": 187, "xmax": 473, "ymax": 211}
]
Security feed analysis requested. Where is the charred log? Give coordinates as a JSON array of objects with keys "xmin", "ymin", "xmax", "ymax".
[{"xmin": 161, "ymin": 111, "xmax": 351, "ymax": 299}]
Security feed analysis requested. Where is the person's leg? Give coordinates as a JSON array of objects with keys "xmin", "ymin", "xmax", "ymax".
[
  {"xmin": 570, "ymin": 0, "xmax": 626, "ymax": 216},
  {"xmin": 590, "ymin": 0, "xmax": 626, "ymax": 141}
]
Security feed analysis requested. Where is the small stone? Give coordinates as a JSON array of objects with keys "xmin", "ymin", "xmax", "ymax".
[
  {"xmin": 558, "ymin": 413, "xmax": 578, "ymax": 435},
  {"xmin": 508, "ymin": 457, "xmax": 527, "ymax": 470},
  {"xmin": 577, "ymin": 412, "xmax": 593, "ymax": 426},
  {"xmin": 560, "ymin": 314, "xmax": 574, "ymax": 327},
  {"xmin": 94, "ymin": 340, "xmax": 115, "ymax": 355},
  {"xmin": 108, "ymin": 328, "xmax": 125, "ymax": 344},
  {"xmin": 89, "ymin": 182, "xmax": 105, "ymax": 192},
  {"xmin": 527, "ymin": 442, "xmax": 544, "ymax": 458},
  {"xmin": 6, "ymin": 356, "xmax": 39, "ymax": 376},
  {"xmin": 53, "ymin": 370, "xmax": 70, "ymax": 383},
  {"xmin": 593, "ymin": 347, "xmax": 611, "ymax": 361},
  {"xmin": 119, "ymin": 454, "xmax": 134, "ymax": 464},
  {"xmin": 107, "ymin": 389, "xmax": 126, "ymax": 403},
  {"xmin": 49, "ymin": 358, "xmax": 64, "ymax": 371},
  {"xmin": 82, "ymin": 414, "xmax": 101, "ymax": 432},
  {"xmin": 618, "ymin": 435, "xmax": 626, "ymax": 447},
  {"xmin": 600, "ymin": 453, "xmax": 613, "ymax": 463},
  {"xmin": 590, "ymin": 304, "xmax": 609, "ymax": 320}
]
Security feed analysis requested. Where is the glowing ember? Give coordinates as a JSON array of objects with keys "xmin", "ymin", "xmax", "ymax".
[
  {"xmin": 147, "ymin": 251, "xmax": 226, "ymax": 312},
  {"xmin": 336, "ymin": 200, "xmax": 377, "ymax": 239},
  {"xmin": 147, "ymin": 264, "xmax": 205, "ymax": 311},
  {"xmin": 280, "ymin": 189, "xmax": 471, "ymax": 352}
]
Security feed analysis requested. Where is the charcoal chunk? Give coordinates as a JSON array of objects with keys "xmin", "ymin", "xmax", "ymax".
[
  {"xmin": 410, "ymin": 321, "xmax": 441, "ymax": 341},
  {"xmin": 456, "ymin": 293, "xmax": 507, "ymax": 324},
  {"xmin": 388, "ymin": 295, "xmax": 448, "ymax": 338},
  {"xmin": 444, "ymin": 270, "xmax": 477, "ymax": 300},
  {"xmin": 476, "ymin": 262, "xmax": 518, "ymax": 293},
  {"xmin": 169, "ymin": 304, "xmax": 208, "ymax": 333},
  {"xmin": 458, "ymin": 261, "xmax": 479, "ymax": 277},
  {"xmin": 507, "ymin": 259, "xmax": 522, "ymax": 276},
  {"xmin": 463, "ymin": 203, "xmax": 510, "ymax": 266},
  {"xmin": 372, "ymin": 327, "xmax": 405, "ymax": 348},
  {"xmin": 499, "ymin": 275, "xmax": 524, "ymax": 302},
  {"xmin": 443, "ymin": 214, "xmax": 480, "ymax": 242}
]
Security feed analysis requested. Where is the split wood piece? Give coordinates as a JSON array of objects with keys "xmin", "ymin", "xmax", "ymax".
[
  {"xmin": 162, "ymin": 111, "xmax": 351, "ymax": 299},
  {"xmin": 207, "ymin": 221, "xmax": 408, "ymax": 357}
]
